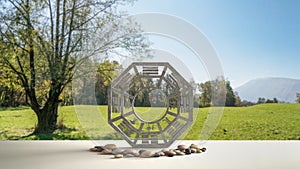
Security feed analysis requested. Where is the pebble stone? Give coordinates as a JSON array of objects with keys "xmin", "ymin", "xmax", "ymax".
[
  {"xmin": 156, "ymin": 151, "xmax": 165, "ymax": 156},
  {"xmin": 90, "ymin": 146, "xmax": 105, "ymax": 152},
  {"xmin": 196, "ymin": 148, "xmax": 202, "ymax": 153},
  {"xmin": 201, "ymin": 147, "xmax": 207, "ymax": 152},
  {"xmin": 190, "ymin": 148, "xmax": 197, "ymax": 153},
  {"xmin": 190, "ymin": 144, "xmax": 199, "ymax": 149},
  {"xmin": 114, "ymin": 154, "xmax": 123, "ymax": 158},
  {"xmin": 89, "ymin": 147, "xmax": 99, "ymax": 152},
  {"xmin": 139, "ymin": 150, "xmax": 153, "ymax": 158},
  {"xmin": 164, "ymin": 150, "xmax": 176, "ymax": 157},
  {"xmin": 90, "ymin": 143, "xmax": 207, "ymax": 158},
  {"xmin": 124, "ymin": 154, "xmax": 135, "ymax": 158},
  {"xmin": 123, "ymin": 149, "xmax": 139, "ymax": 157},
  {"xmin": 104, "ymin": 144, "xmax": 116, "ymax": 150},
  {"xmin": 177, "ymin": 145, "xmax": 188, "ymax": 151},
  {"xmin": 152, "ymin": 153, "xmax": 160, "ymax": 158},
  {"xmin": 185, "ymin": 148, "xmax": 192, "ymax": 155},
  {"xmin": 101, "ymin": 149, "xmax": 112, "ymax": 155},
  {"xmin": 139, "ymin": 150, "xmax": 147, "ymax": 155},
  {"xmin": 112, "ymin": 148, "xmax": 124, "ymax": 155},
  {"xmin": 174, "ymin": 150, "xmax": 185, "ymax": 156}
]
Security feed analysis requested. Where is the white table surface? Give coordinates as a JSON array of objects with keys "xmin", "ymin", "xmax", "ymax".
[{"xmin": 0, "ymin": 140, "xmax": 299, "ymax": 169}]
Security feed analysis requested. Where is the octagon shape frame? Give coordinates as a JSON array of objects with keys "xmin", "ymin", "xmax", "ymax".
[{"xmin": 108, "ymin": 62, "xmax": 193, "ymax": 148}]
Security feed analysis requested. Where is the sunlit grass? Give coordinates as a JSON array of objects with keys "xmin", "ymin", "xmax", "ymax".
[{"xmin": 0, "ymin": 104, "xmax": 300, "ymax": 140}]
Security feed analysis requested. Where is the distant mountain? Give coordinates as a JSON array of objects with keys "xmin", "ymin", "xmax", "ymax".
[{"xmin": 234, "ymin": 77, "xmax": 300, "ymax": 103}]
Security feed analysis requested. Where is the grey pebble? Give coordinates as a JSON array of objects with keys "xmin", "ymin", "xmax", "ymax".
[
  {"xmin": 103, "ymin": 144, "xmax": 116, "ymax": 150},
  {"xmin": 140, "ymin": 150, "xmax": 153, "ymax": 158},
  {"xmin": 112, "ymin": 148, "xmax": 124, "ymax": 155}
]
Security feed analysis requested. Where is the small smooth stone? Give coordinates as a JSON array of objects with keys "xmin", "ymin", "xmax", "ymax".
[
  {"xmin": 95, "ymin": 146, "xmax": 104, "ymax": 150},
  {"xmin": 139, "ymin": 150, "xmax": 147, "ymax": 155},
  {"xmin": 163, "ymin": 149, "xmax": 176, "ymax": 154},
  {"xmin": 112, "ymin": 149, "xmax": 124, "ymax": 155},
  {"xmin": 101, "ymin": 149, "xmax": 112, "ymax": 155},
  {"xmin": 92, "ymin": 146, "xmax": 105, "ymax": 152},
  {"xmin": 164, "ymin": 150, "xmax": 175, "ymax": 157},
  {"xmin": 152, "ymin": 153, "xmax": 160, "ymax": 158},
  {"xmin": 123, "ymin": 149, "xmax": 139, "ymax": 157},
  {"xmin": 178, "ymin": 152, "xmax": 185, "ymax": 155},
  {"xmin": 104, "ymin": 144, "xmax": 116, "ymax": 150},
  {"xmin": 140, "ymin": 150, "xmax": 153, "ymax": 158},
  {"xmin": 89, "ymin": 148, "xmax": 98, "ymax": 152},
  {"xmin": 200, "ymin": 147, "xmax": 207, "ymax": 152},
  {"xmin": 114, "ymin": 154, "xmax": 123, "ymax": 158},
  {"xmin": 190, "ymin": 148, "xmax": 197, "ymax": 153},
  {"xmin": 195, "ymin": 148, "xmax": 202, "ymax": 153},
  {"xmin": 157, "ymin": 152, "xmax": 165, "ymax": 156},
  {"xmin": 124, "ymin": 154, "xmax": 135, "ymax": 158},
  {"xmin": 177, "ymin": 145, "xmax": 188, "ymax": 151},
  {"xmin": 174, "ymin": 150, "xmax": 185, "ymax": 156},
  {"xmin": 190, "ymin": 144, "xmax": 199, "ymax": 149},
  {"xmin": 185, "ymin": 149, "xmax": 192, "ymax": 155}
]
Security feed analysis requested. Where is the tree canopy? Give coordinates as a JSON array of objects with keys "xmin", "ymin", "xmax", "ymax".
[{"xmin": 198, "ymin": 78, "xmax": 236, "ymax": 107}]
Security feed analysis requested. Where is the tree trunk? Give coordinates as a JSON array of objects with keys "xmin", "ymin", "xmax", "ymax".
[{"xmin": 34, "ymin": 91, "xmax": 60, "ymax": 134}]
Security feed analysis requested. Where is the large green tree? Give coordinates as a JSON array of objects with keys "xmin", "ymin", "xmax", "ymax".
[
  {"xmin": 95, "ymin": 60, "xmax": 121, "ymax": 105},
  {"xmin": 198, "ymin": 78, "xmax": 235, "ymax": 107},
  {"xmin": 0, "ymin": 0, "xmax": 148, "ymax": 133}
]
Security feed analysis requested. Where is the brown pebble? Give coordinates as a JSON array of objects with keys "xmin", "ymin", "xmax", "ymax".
[
  {"xmin": 89, "ymin": 147, "xmax": 99, "ymax": 152},
  {"xmin": 164, "ymin": 150, "xmax": 176, "ymax": 157},
  {"xmin": 90, "ymin": 146, "xmax": 105, "ymax": 152},
  {"xmin": 101, "ymin": 149, "xmax": 112, "ymax": 155},
  {"xmin": 177, "ymin": 145, "xmax": 188, "ymax": 151}
]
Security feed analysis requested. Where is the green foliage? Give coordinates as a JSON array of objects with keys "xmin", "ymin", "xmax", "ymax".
[
  {"xmin": 257, "ymin": 97, "xmax": 279, "ymax": 104},
  {"xmin": 95, "ymin": 60, "xmax": 121, "ymax": 105},
  {"xmin": 257, "ymin": 97, "xmax": 266, "ymax": 104},
  {"xmin": 0, "ymin": 66, "xmax": 26, "ymax": 107},
  {"xmin": 234, "ymin": 93, "xmax": 242, "ymax": 107},
  {"xmin": 198, "ymin": 78, "xmax": 236, "ymax": 107}
]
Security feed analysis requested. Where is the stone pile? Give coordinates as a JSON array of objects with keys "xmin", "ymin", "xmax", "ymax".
[{"xmin": 89, "ymin": 143, "xmax": 206, "ymax": 159}]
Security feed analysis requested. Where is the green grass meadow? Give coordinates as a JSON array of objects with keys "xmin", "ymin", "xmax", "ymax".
[{"xmin": 0, "ymin": 104, "xmax": 300, "ymax": 140}]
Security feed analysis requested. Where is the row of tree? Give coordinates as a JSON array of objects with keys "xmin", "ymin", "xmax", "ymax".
[
  {"xmin": 0, "ymin": 59, "xmax": 247, "ymax": 108},
  {"xmin": 257, "ymin": 97, "xmax": 279, "ymax": 104},
  {"xmin": 1, "ymin": 58, "xmax": 290, "ymax": 109}
]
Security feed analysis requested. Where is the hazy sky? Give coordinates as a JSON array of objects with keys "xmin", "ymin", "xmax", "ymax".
[{"xmin": 123, "ymin": 0, "xmax": 300, "ymax": 87}]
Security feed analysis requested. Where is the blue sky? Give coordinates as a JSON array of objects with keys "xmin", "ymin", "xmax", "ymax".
[{"xmin": 123, "ymin": 0, "xmax": 300, "ymax": 87}]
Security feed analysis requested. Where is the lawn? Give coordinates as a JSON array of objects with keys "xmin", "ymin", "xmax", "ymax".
[{"xmin": 0, "ymin": 104, "xmax": 300, "ymax": 140}]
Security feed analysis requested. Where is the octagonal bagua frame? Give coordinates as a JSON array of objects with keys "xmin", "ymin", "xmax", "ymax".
[{"xmin": 108, "ymin": 62, "xmax": 193, "ymax": 148}]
